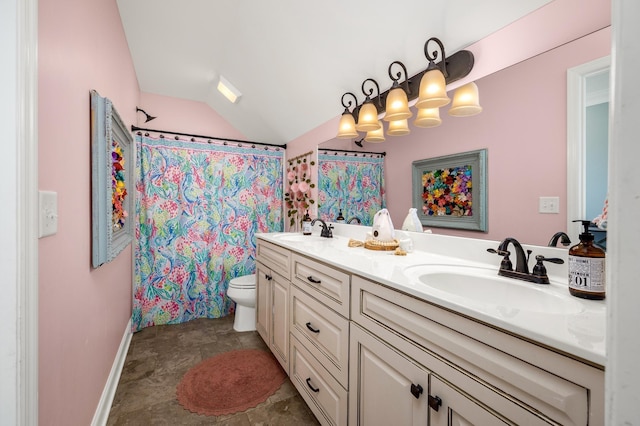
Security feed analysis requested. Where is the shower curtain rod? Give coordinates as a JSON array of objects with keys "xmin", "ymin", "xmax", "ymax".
[
  {"xmin": 131, "ymin": 125, "xmax": 287, "ymax": 149},
  {"xmin": 319, "ymin": 148, "xmax": 386, "ymax": 157}
]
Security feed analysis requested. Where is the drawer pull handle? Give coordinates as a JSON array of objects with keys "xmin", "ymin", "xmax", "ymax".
[
  {"xmin": 428, "ymin": 395, "xmax": 442, "ymax": 411},
  {"xmin": 306, "ymin": 377, "xmax": 320, "ymax": 393},
  {"xmin": 307, "ymin": 276, "xmax": 321, "ymax": 284},
  {"xmin": 410, "ymin": 383, "xmax": 423, "ymax": 399},
  {"xmin": 305, "ymin": 322, "xmax": 320, "ymax": 333},
  {"xmin": 264, "ymin": 273, "xmax": 272, "ymax": 281}
]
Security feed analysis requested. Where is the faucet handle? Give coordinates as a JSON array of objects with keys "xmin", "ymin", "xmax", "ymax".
[
  {"xmin": 532, "ymin": 255, "xmax": 565, "ymax": 278},
  {"xmin": 327, "ymin": 224, "xmax": 334, "ymax": 238},
  {"xmin": 487, "ymin": 248, "xmax": 513, "ymax": 271}
]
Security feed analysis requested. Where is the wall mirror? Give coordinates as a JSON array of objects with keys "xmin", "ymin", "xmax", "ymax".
[{"xmin": 318, "ymin": 28, "xmax": 611, "ymax": 246}]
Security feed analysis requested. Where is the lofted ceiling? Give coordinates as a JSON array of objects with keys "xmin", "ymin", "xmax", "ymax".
[{"xmin": 117, "ymin": 0, "xmax": 551, "ymax": 144}]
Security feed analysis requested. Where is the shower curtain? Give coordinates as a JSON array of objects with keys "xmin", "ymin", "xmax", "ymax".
[
  {"xmin": 318, "ymin": 154, "xmax": 385, "ymax": 226},
  {"xmin": 133, "ymin": 135, "xmax": 284, "ymax": 331}
]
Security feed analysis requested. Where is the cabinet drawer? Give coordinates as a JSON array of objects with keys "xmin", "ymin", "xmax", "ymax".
[
  {"xmin": 292, "ymin": 253, "xmax": 350, "ymax": 317},
  {"xmin": 290, "ymin": 285, "xmax": 350, "ymax": 388},
  {"xmin": 257, "ymin": 239, "xmax": 291, "ymax": 280},
  {"xmin": 352, "ymin": 275, "xmax": 593, "ymax": 426},
  {"xmin": 290, "ymin": 335, "xmax": 348, "ymax": 426}
]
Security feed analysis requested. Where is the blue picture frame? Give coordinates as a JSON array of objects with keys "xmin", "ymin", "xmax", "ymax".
[
  {"xmin": 90, "ymin": 90, "xmax": 133, "ymax": 268},
  {"xmin": 411, "ymin": 149, "xmax": 487, "ymax": 232}
]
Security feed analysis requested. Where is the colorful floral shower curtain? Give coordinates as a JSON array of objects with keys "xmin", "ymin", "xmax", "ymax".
[
  {"xmin": 318, "ymin": 153, "xmax": 385, "ymax": 226},
  {"xmin": 133, "ymin": 135, "xmax": 284, "ymax": 331}
]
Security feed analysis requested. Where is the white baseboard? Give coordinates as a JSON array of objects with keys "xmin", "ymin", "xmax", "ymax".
[{"xmin": 91, "ymin": 318, "xmax": 132, "ymax": 426}]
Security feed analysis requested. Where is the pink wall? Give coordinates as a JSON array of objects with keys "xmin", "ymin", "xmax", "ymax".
[
  {"xmin": 38, "ymin": 0, "xmax": 139, "ymax": 424},
  {"xmin": 38, "ymin": 2, "xmax": 249, "ymax": 423},
  {"xmin": 137, "ymin": 92, "xmax": 246, "ymax": 140}
]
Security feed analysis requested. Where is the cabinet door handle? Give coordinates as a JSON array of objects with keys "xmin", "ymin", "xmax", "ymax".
[
  {"xmin": 306, "ymin": 377, "xmax": 320, "ymax": 393},
  {"xmin": 428, "ymin": 395, "xmax": 442, "ymax": 411},
  {"xmin": 307, "ymin": 275, "xmax": 321, "ymax": 284},
  {"xmin": 410, "ymin": 383, "xmax": 423, "ymax": 399},
  {"xmin": 305, "ymin": 322, "xmax": 320, "ymax": 333}
]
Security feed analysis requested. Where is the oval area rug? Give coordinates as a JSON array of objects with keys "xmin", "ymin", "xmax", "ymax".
[{"xmin": 176, "ymin": 349, "xmax": 286, "ymax": 416}]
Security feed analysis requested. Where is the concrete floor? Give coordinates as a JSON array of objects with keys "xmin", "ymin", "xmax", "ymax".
[{"xmin": 107, "ymin": 315, "xmax": 320, "ymax": 425}]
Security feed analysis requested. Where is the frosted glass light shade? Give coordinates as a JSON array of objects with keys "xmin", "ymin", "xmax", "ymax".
[
  {"xmin": 356, "ymin": 102, "xmax": 381, "ymax": 132},
  {"xmin": 383, "ymin": 87, "xmax": 412, "ymax": 121},
  {"xmin": 414, "ymin": 107, "xmax": 442, "ymax": 128},
  {"xmin": 449, "ymin": 82, "xmax": 482, "ymax": 117},
  {"xmin": 415, "ymin": 68, "xmax": 450, "ymax": 109},
  {"xmin": 337, "ymin": 112, "xmax": 358, "ymax": 139},
  {"xmin": 365, "ymin": 122, "xmax": 385, "ymax": 143},
  {"xmin": 387, "ymin": 119, "xmax": 410, "ymax": 136}
]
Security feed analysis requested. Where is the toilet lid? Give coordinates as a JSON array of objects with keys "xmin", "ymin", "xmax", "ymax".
[{"xmin": 229, "ymin": 274, "xmax": 256, "ymax": 289}]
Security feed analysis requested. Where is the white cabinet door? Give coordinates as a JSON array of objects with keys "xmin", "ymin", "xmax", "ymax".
[
  {"xmin": 256, "ymin": 262, "xmax": 271, "ymax": 345},
  {"xmin": 349, "ymin": 324, "xmax": 429, "ymax": 426},
  {"xmin": 270, "ymin": 272, "xmax": 289, "ymax": 373},
  {"xmin": 429, "ymin": 376, "xmax": 509, "ymax": 426}
]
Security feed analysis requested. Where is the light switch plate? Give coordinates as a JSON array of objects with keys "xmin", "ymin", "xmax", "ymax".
[
  {"xmin": 39, "ymin": 190, "xmax": 58, "ymax": 238},
  {"xmin": 539, "ymin": 196, "xmax": 560, "ymax": 214}
]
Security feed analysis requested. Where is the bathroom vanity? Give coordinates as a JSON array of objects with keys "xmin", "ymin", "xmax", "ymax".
[{"xmin": 255, "ymin": 227, "xmax": 605, "ymax": 425}]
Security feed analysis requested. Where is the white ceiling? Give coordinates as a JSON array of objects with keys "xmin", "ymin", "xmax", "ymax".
[{"xmin": 117, "ymin": 0, "xmax": 550, "ymax": 144}]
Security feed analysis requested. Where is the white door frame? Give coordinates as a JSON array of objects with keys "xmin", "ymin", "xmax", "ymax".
[{"xmin": 566, "ymin": 55, "xmax": 610, "ymax": 243}]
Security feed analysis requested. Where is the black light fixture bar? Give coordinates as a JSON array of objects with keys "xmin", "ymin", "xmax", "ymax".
[{"xmin": 351, "ymin": 40, "xmax": 474, "ymax": 117}]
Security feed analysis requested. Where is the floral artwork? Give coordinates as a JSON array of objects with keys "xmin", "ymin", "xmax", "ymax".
[
  {"xmin": 133, "ymin": 135, "xmax": 284, "ymax": 331},
  {"xmin": 411, "ymin": 149, "xmax": 487, "ymax": 231},
  {"xmin": 421, "ymin": 165, "xmax": 472, "ymax": 217},
  {"xmin": 285, "ymin": 154, "xmax": 315, "ymax": 229},
  {"xmin": 111, "ymin": 139, "xmax": 128, "ymax": 230}
]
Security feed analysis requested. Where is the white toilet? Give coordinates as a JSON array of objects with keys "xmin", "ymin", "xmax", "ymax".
[{"xmin": 227, "ymin": 274, "xmax": 256, "ymax": 332}]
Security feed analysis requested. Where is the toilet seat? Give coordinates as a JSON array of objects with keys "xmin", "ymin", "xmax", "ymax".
[{"xmin": 229, "ymin": 274, "xmax": 256, "ymax": 289}]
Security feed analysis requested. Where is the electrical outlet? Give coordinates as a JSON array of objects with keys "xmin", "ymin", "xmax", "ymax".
[
  {"xmin": 39, "ymin": 190, "xmax": 58, "ymax": 238},
  {"xmin": 539, "ymin": 196, "xmax": 560, "ymax": 214}
]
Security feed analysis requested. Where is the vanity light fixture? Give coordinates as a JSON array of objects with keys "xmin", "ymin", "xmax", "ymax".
[
  {"xmin": 448, "ymin": 82, "xmax": 482, "ymax": 116},
  {"xmin": 355, "ymin": 79, "xmax": 382, "ymax": 133},
  {"xmin": 364, "ymin": 123, "xmax": 386, "ymax": 143},
  {"xmin": 217, "ymin": 75, "xmax": 242, "ymax": 104},
  {"xmin": 383, "ymin": 61, "xmax": 412, "ymax": 122},
  {"xmin": 335, "ymin": 36, "xmax": 480, "ymax": 142},
  {"xmin": 337, "ymin": 92, "xmax": 359, "ymax": 139}
]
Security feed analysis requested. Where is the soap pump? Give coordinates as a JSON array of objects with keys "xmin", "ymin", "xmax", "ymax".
[
  {"xmin": 568, "ymin": 220, "xmax": 606, "ymax": 300},
  {"xmin": 336, "ymin": 209, "xmax": 345, "ymax": 224},
  {"xmin": 302, "ymin": 210, "xmax": 312, "ymax": 235}
]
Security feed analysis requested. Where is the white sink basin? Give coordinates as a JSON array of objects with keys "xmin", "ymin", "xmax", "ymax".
[{"xmin": 402, "ymin": 264, "xmax": 583, "ymax": 316}]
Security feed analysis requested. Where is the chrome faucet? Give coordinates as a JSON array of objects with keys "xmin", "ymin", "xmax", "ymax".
[
  {"xmin": 347, "ymin": 217, "xmax": 361, "ymax": 224},
  {"xmin": 548, "ymin": 231, "xmax": 571, "ymax": 247},
  {"xmin": 487, "ymin": 237, "xmax": 564, "ymax": 284},
  {"xmin": 310, "ymin": 218, "xmax": 333, "ymax": 238}
]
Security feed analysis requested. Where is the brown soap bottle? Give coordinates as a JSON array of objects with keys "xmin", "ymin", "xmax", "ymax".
[
  {"xmin": 302, "ymin": 210, "xmax": 312, "ymax": 235},
  {"xmin": 568, "ymin": 220, "xmax": 606, "ymax": 300}
]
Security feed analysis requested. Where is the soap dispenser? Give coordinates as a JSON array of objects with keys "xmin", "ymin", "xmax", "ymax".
[
  {"xmin": 302, "ymin": 210, "xmax": 312, "ymax": 235},
  {"xmin": 568, "ymin": 220, "xmax": 606, "ymax": 300},
  {"xmin": 336, "ymin": 209, "xmax": 345, "ymax": 224}
]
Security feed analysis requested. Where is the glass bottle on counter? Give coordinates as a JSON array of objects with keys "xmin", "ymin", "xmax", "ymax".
[
  {"xmin": 302, "ymin": 210, "xmax": 312, "ymax": 235},
  {"xmin": 568, "ymin": 220, "xmax": 606, "ymax": 300}
]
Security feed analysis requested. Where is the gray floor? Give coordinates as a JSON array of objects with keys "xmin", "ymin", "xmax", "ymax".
[{"xmin": 107, "ymin": 315, "xmax": 320, "ymax": 425}]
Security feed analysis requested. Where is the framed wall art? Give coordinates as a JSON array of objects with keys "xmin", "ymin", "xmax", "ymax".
[
  {"xmin": 412, "ymin": 149, "xmax": 487, "ymax": 232},
  {"xmin": 91, "ymin": 90, "xmax": 134, "ymax": 268}
]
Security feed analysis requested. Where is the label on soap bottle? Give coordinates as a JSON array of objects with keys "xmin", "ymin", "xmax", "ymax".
[
  {"xmin": 568, "ymin": 255, "xmax": 606, "ymax": 293},
  {"xmin": 302, "ymin": 220, "xmax": 312, "ymax": 235}
]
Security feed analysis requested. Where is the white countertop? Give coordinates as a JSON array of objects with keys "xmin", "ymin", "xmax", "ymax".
[{"xmin": 257, "ymin": 226, "xmax": 606, "ymax": 367}]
